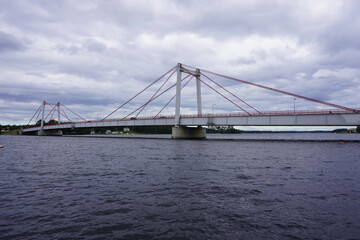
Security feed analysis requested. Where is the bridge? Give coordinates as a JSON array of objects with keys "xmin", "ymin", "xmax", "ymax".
[{"xmin": 21, "ymin": 63, "xmax": 360, "ymax": 138}]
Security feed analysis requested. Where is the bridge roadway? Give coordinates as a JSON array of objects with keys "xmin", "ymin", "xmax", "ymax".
[{"xmin": 22, "ymin": 110, "xmax": 360, "ymax": 135}]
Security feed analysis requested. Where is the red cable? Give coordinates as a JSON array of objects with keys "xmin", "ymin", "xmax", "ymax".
[
  {"xmin": 181, "ymin": 68, "xmax": 251, "ymax": 115},
  {"xmin": 44, "ymin": 103, "xmax": 58, "ymax": 123},
  {"xmin": 29, "ymin": 104, "xmax": 42, "ymax": 125},
  {"xmin": 34, "ymin": 106, "xmax": 42, "ymax": 125},
  {"xmin": 120, "ymin": 74, "xmax": 190, "ymax": 120},
  {"xmin": 33, "ymin": 104, "xmax": 43, "ymax": 126},
  {"xmin": 198, "ymin": 67, "xmax": 358, "ymax": 112},
  {"xmin": 62, "ymin": 104, "xmax": 87, "ymax": 121},
  {"xmin": 200, "ymin": 71, "xmax": 262, "ymax": 114},
  {"xmin": 102, "ymin": 65, "xmax": 177, "ymax": 120},
  {"xmin": 47, "ymin": 103, "xmax": 71, "ymax": 123},
  {"xmin": 155, "ymin": 75, "xmax": 193, "ymax": 117},
  {"xmin": 56, "ymin": 108, "xmax": 72, "ymax": 122},
  {"xmin": 44, "ymin": 103, "xmax": 54, "ymax": 121},
  {"xmin": 27, "ymin": 103, "xmax": 42, "ymax": 125},
  {"xmin": 121, "ymin": 84, "xmax": 177, "ymax": 120},
  {"xmin": 135, "ymin": 68, "xmax": 177, "ymax": 117},
  {"xmin": 60, "ymin": 106, "xmax": 72, "ymax": 122},
  {"xmin": 47, "ymin": 103, "xmax": 63, "ymax": 121},
  {"xmin": 48, "ymin": 103, "xmax": 73, "ymax": 122},
  {"xmin": 43, "ymin": 103, "xmax": 73, "ymax": 124}
]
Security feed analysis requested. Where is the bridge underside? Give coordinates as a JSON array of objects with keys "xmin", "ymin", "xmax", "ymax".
[
  {"xmin": 172, "ymin": 126, "xmax": 206, "ymax": 139},
  {"xmin": 20, "ymin": 129, "xmax": 63, "ymax": 136},
  {"xmin": 21, "ymin": 112, "xmax": 360, "ymax": 138}
]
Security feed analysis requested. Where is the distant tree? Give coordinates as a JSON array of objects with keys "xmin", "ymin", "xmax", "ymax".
[
  {"xmin": 130, "ymin": 126, "xmax": 172, "ymax": 134},
  {"xmin": 356, "ymin": 126, "xmax": 360, "ymax": 133},
  {"xmin": 332, "ymin": 128, "xmax": 348, "ymax": 133},
  {"xmin": 47, "ymin": 120, "xmax": 58, "ymax": 125},
  {"xmin": 220, "ymin": 127, "xmax": 240, "ymax": 133}
]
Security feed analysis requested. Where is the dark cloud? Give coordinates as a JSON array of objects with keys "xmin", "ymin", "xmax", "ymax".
[
  {"xmin": 0, "ymin": 31, "xmax": 26, "ymax": 52},
  {"xmin": 83, "ymin": 39, "xmax": 107, "ymax": 52}
]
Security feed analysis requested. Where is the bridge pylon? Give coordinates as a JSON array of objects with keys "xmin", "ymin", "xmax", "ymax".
[
  {"xmin": 173, "ymin": 63, "xmax": 206, "ymax": 139},
  {"xmin": 37, "ymin": 101, "xmax": 63, "ymax": 136}
]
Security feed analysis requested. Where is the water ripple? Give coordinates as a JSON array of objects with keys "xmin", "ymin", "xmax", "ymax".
[{"xmin": 1, "ymin": 135, "xmax": 360, "ymax": 239}]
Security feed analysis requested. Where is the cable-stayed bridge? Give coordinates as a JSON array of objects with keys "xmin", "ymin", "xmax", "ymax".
[{"xmin": 21, "ymin": 63, "xmax": 360, "ymax": 138}]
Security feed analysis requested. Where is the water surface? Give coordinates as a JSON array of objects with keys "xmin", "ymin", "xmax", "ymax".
[{"xmin": 0, "ymin": 135, "xmax": 359, "ymax": 239}]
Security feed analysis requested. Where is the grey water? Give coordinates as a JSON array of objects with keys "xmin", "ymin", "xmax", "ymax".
[
  {"xmin": 78, "ymin": 132, "xmax": 360, "ymax": 141},
  {"xmin": 0, "ymin": 134, "xmax": 360, "ymax": 239}
]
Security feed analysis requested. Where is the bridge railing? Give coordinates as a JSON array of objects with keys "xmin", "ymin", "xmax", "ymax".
[
  {"xmin": 22, "ymin": 108, "xmax": 359, "ymax": 131},
  {"xmin": 180, "ymin": 108, "xmax": 360, "ymax": 118},
  {"xmin": 102, "ymin": 108, "xmax": 359, "ymax": 122}
]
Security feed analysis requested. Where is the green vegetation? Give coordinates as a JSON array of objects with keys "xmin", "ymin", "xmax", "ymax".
[
  {"xmin": 0, "ymin": 124, "xmax": 25, "ymax": 135},
  {"xmin": 207, "ymin": 127, "xmax": 242, "ymax": 134},
  {"xmin": 2, "ymin": 129, "xmax": 20, "ymax": 135},
  {"xmin": 0, "ymin": 120, "xmax": 61, "ymax": 135},
  {"xmin": 62, "ymin": 126, "xmax": 172, "ymax": 135},
  {"xmin": 34, "ymin": 119, "xmax": 58, "ymax": 126},
  {"xmin": 2, "ymin": 124, "xmax": 360, "ymax": 135},
  {"xmin": 332, "ymin": 127, "xmax": 360, "ymax": 134},
  {"xmin": 47, "ymin": 120, "xmax": 58, "ymax": 125},
  {"xmin": 332, "ymin": 128, "xmax": 349, "ymax": 134},
  {"xmin": 130, "ymin": 126, "xmax": 172, "ymax": 134}
]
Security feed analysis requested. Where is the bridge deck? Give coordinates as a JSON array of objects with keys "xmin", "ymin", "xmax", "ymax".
[{"xmin": 22, "ymin": 110, "xmax": 360, "ymax": 133}]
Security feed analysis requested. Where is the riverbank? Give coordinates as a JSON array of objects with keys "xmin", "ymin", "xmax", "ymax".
[{"xmin": 59, "ymin": 133, "xmax": 360, "ymax": 143}]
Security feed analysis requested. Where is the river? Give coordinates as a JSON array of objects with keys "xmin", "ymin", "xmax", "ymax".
[{"xmin": 0, "ymin": 134, "xmax": 359, "ymax": 239}]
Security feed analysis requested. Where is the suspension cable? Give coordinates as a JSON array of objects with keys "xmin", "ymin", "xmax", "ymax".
[
  {"xmin": 60, "ymin": 106, "xmax": 72, "ymax": 122},
  {"xmin": 46, "ymin": 103, "xmax": 62, "ymax": 124},
  {"xmin": 62, "ymin": 104, "xmax": 87, "ymax": 121},
  {"xmin": 181, "ymin": 68, "xmax": 251, "ymax": 115},
  {"xmin": 197, "ymin": 67, "xmax": 358, "ymax": 112},
  {"xmin": 135, "ymin": 67, "xmax": 177, "ymax": 117},
  {"xmin": 34, "ymin": 106, "xmax": 42, "ymax": 125},
  {"xmin": 155, "ymin": 75, "xmax": 193, "ymax": 117},
  {"xmin": 43, "ymin": 103, "xmax": 54, "ymax": 121},
  {"xmin": 102, "ymin": 65, "xmax": 177, "ymax": 120},
  {"xmin": 47, "ymin": 102, "xmax": 74, "ymax": 123},
  {"xmin": 27, "ymin": 103, "xmax": 43, "ymax": 125},
  {"xmin": 199, "ymin": 71, "xmax": 262, "ymax": 114},
  {"xmin": 44, "ymin": 103, "xmax": 58, "ymax": 123},
  {"xmin": 120, "ymin": 74, "xmax": 190, "ymax": 120}
]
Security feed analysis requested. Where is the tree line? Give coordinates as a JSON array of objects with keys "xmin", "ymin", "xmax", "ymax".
[{"xmin": 1, "ymin": 124, "xmax": 360, "ymax": 135}]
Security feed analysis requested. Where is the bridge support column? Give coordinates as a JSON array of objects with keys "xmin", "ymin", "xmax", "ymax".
[
  {"xmin": 172, "ymin": 126, "xmax": 206, "ymax": 139},
  {"xmin": 37, "ymin": 129, "xmax": 63, "ymax": 136},
  {"xmin": 175, "ymin": 63, "xmax": 182, "ymax": 126}
]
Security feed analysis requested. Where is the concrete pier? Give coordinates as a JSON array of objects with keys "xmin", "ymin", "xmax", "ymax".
[{"xmin": 172, "ymin": 126, "xmax": 206, "ymax": 139}]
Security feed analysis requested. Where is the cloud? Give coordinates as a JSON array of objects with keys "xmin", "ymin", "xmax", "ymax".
[
  {"xmin": 313, "ymin": 68, "xmax": 360, "ymax": 79},
  {"xmin": 0, "ymin": 0, "xmax": 360, "ymax": 125},
  {"xmin": 0, "ymin": 31, "xmax": 26, "ymax": 52}
]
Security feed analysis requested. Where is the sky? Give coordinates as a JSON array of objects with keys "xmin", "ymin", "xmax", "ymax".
[{"xmin": 1, "ymin": 0, "xmax": 360, "ymax": 129}]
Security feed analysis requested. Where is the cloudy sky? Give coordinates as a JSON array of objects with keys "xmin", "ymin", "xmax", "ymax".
[{"xmin": 1, "ymin": 0, "xmax": 360, "ymax": 126}]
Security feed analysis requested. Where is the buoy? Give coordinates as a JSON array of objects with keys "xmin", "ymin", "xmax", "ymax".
[{"xmin": 0, "ymin": 145, "xmax": 4, "ymax": 148}]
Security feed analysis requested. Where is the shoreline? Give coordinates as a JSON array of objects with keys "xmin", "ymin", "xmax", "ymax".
[{"xmin": 61, "ymin": 135, "xmax": 360, "ymax": 143}]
